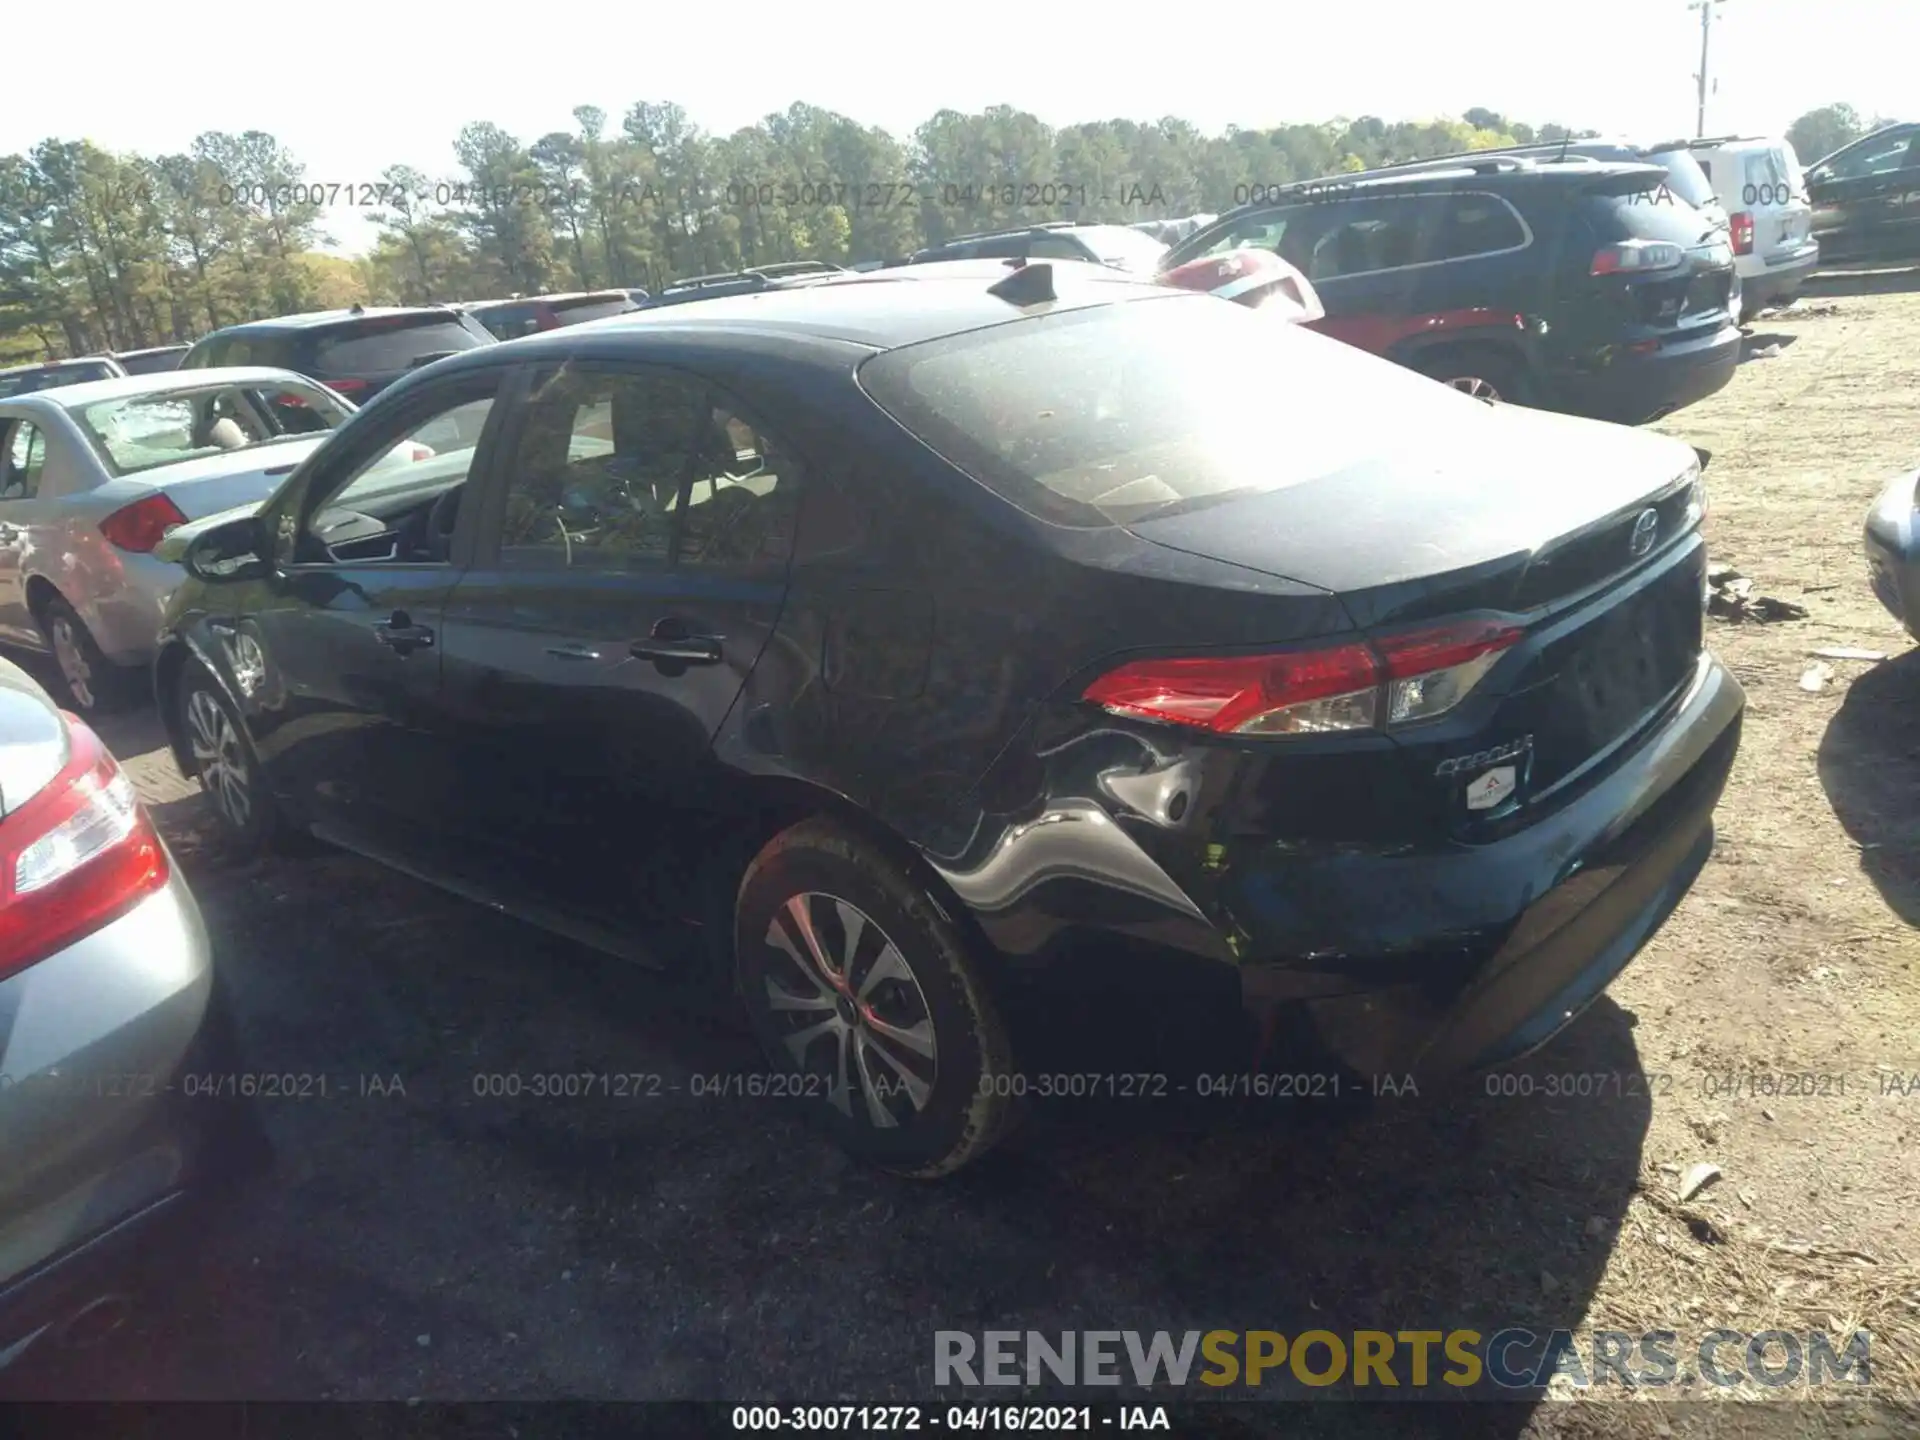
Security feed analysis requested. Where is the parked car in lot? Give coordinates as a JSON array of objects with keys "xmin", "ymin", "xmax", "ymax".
[
  {"xmin": 1805, "ymin": 123, "xmax": 1920, "ymax": 263},
  {"xmin": 110, "ymin": 346, "xmax": 190, "ymax": 376},
  {"xmin": 1864, "ymin": 467, "xmax": 1920, "ymax": 639},
  {"xmin": 1158, "ymin": 247, "xmax": 1324, "ymax": 322},
  {"xmin": 637, "ymin": 262, "xmax": 850, "ymax": 310},
  {"xmin": 180, "ymin": 305, "xmax": 496, "ymax": 405},
  {"xmin": 1161, "ymin": 156, "xmax": 1741, "ymax": 424},
  {"xmin": 154, "ymin": 264, "xmax": 1743, "ymax": 1177},
  {"xmin": 458, "ymin": 291, "xmax": 637, "ymax": 341},
  {"xmin": 0, "ymin": 655, "xmax": 264, "ymax": 1370},
  {"xmin": 1659, "ymin": 136, "xmax": 1818, "ymax": 317},
  {"xmin": 911, "ymin": 221, "xmax": 1170, "ymax": 275},
  {"xmin": 0, "ymin": 358, "xmax": 128, "ymax": 399},
  {"xmin": 0, "ymin": 369, "xmax": 357, "ymax": 715}
]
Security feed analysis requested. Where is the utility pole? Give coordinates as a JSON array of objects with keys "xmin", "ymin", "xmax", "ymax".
[{"xmin": 1690, "ymin": 0, "xmax": 1724, "ymax": 138}]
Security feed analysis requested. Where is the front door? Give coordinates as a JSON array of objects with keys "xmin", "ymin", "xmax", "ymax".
[
  {"xmin": 435, "ymin": 357, "xmax": 801, "ymax": 940},
  {"xmin": 223, "ymin": 368, "xmax": 511, "ymax": 856}
]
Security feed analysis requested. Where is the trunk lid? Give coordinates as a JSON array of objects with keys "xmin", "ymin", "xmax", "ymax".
[
  {"xmin": 142, "ymin": 435, "xmax": 328, "ymax": 520},
  {"xmin": 1124, "ymin": 397, "xmax": 1700, "ymax": 625}
]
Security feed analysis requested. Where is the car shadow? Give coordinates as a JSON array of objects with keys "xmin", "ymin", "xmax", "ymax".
[
  {"xmin": 1816, "ymin": 648, "xmax": 1920, "ymax": 928},
  {"xmin": 1739, "ymin": 332, "xmax": 1799, "ymax": 362},
  {"xmin": 5, "ymin": 794, "xmax": 1649, "ymax": 1421},
  {"xmin": 1803, "ymin": 262, "xmax": 1920, "ymax": 298}
]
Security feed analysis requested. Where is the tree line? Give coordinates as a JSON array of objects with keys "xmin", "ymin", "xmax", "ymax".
[{"xmin": 0, "ymin": 101, "xmax": 1884, "ymax": 363}]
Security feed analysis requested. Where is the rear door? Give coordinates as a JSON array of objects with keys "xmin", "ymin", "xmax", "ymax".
[{"xmin": 433, "ymin": 356, "xmax": 801, "ymax": 934}]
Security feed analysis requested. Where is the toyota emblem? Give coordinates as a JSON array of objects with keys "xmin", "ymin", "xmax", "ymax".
[{"xmin": 1629, "ymin": 508, "xmax": 1659, "ymax": 559}]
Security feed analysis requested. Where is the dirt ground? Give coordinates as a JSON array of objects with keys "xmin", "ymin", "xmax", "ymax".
[{"xmin": 3, "ymin": 274, "xmax": 1919, "ymax": 1439}]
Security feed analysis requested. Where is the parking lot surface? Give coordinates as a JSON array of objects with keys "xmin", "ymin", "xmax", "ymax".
[{"xmin": 4, "ymin": 273, "xmax": 1918, "ymax": 1437}]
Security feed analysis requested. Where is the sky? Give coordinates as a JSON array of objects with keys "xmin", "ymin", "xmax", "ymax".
[{"xmin": 5, "ymin": 0, "xmax": 1912, "ymax": 258}]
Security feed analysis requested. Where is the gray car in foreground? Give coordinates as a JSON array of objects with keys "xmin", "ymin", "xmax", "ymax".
[
  {"xmin": 1865, "ymin": 468, "xmax": 1920, "ymax": 639},
  {"xmin": 0, "ymin": 656, "xmax": 262, "ymax": 1370}
]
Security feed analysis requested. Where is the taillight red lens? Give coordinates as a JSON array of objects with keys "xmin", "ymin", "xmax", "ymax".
[
  {"xmin": 327, "ymin": 377, "xmax": 370, "ymax": 396},
  {"xmin": 1729, "ymin": 212, "xmax": 1755, "ymax": 256},
  {"xmin": 99, "ymin": 493, "xmax": 188, "ymax": 553},
  {"xmin": 1082, "ymin": 621, "xmax": 1523, "ymax": 737},
  {"xmin": 0, "ymin": 714, "xmax": 169, "ymax": 979}
]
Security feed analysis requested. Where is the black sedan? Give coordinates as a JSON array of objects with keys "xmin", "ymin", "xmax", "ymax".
[{"xmin": 151, "ymin": 258, "xmax": 1745, "ymax": 1177}]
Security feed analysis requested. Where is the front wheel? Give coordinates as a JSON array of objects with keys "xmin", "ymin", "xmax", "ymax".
[
  {"xmin": 734, "ymin": 818, "xmax": 1018, "ymax": 1178},
  {"xmin": 175, "ymin": 664, "xmax": 283, "ymax": 854}
]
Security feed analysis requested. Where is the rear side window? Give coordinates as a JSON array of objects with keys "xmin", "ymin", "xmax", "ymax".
[
  {"xmin": 311, "ymin": 316, "xmax": 489, "ymax": 377},
  {"xmin": 1434, "ymin": 194, "xmax": 1528, "ymax": 260},
  {"xmin": 1304, "ymin": 197, "xmax": 1440, "ymax": 280}
]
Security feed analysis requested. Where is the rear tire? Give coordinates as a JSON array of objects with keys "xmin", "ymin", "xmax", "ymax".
[
  {"xmin": 1412, "ymin": 346, "xmax": 1532, "ymax": 406},
  {"xmin": 35, "ymin": 596, "xmax": 139, "ymax": 717},
  {"xmin": 734, "ymin": 817, "xmax": 1018, "ymax": 1178},
  {"xmin": 174, "ymin": 662, "xmax": 288, "ymax": 856}
]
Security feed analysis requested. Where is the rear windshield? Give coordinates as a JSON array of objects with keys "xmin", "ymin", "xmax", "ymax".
[
  {"xmin": 1077, "ymin": 226, "xmax": 1170, "ymax": 274},
  {"xmin": 858, "ymin": 294, "xmax": 1464, "ymax": 528},
  {"xmin": 72, "ymin": 378, "xmax": 350, "ymax": 477},
  {"xmin": 550, "ymin": 296, "xmax": 634, "ymax": 326},
  {"xmin": 0, "ymin": 362, "xmax": 118, "ymax": 397},
  {"xmin": 1646, "ymin": 151, "xmax": 1718, "ymax": 209},
  {"xmin": 1743, "ymin": 147, "xmax": 1795, "ymax": 195},
  {"xmin": 117, "ymin": 349, "xmax": 185, "ymax": 375},
  {"xmin": 1581, "ymin": 185, "xmax": 1724, "ymax": 247},
  {"xmin": 310, "ymin": 316, "xmax": 489, "ymax": 377},
  {"xmin": 472, "ymin": 304, "xmax": 542, "ymax": 340}
]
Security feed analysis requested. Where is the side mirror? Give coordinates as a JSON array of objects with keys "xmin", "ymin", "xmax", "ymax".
[{"xmin": 183, "ymin": 514, "xmax": 273, "ymax": 583}]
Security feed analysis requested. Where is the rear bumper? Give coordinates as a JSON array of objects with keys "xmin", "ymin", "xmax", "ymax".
[
  {"xmin": 1551, "ymin": 323, "xmax": 1742, "ymax": 425},
  {"xmin": 1864, "ymin": 470, "xmax": 1920, "ymax": 639},
  {"xmin": 1742, "ymin": 246, "xmax": 1820, "ymax": 309},
  {"xmin": 0, "ymin": 869, "xmax": 266, "ymax": 1362},
  {"xmin": 1250, "ymin": 652, "xmax": 1744, "ymax": 1078}
]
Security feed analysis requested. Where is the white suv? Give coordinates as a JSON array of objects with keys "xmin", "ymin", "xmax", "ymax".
[{"xmin": 1666, "ymin": 136, "xmax": 1819, "ymax": 319}]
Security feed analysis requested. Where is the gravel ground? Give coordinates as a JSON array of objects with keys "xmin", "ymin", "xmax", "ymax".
[{"xmin": 4, "ymin": 275, "xmax": 1919, "ymax": 1440}]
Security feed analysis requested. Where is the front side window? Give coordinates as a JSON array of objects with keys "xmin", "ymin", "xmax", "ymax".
[
  {"xmin": 74, "ymin": 380, "xmax": 352, "ymax": 477},
  {"xmin": 320, "ymin": 386, "xmax": 499, "ymax": 518},
  {"xmin": 0, "ymin": 423, "xmax": 46, "ymax": 500},
  {"xmin": 1822, "ymin": 129, "xmax": 1918, "ymax": 181}
]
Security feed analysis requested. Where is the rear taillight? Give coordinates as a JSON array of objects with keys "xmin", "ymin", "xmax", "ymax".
[
  {"xmin": 1082, "ymin": 621, "xmax": 1523, "ymax": 737},
  {"xmin": 0, "ymin": 714, "xmax": 169, "ymax": 979},
  {"xmin": 1729, "ymin": 212, "xmax": 1755, "ymax": 256},
  {"xmin": 326, "ymin": 377, "xmax": 370, "ymax": 397},
  {"xmin": 99, "ymin": 493, "xmax": 188, "ymax": 553},
  {"xmin": 1591, "ymin": 240, "xmax": 1685, "ymax": 276}
]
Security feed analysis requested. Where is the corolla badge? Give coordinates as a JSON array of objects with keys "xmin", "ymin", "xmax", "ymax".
[
  {"xmin": 1629, "ymin": 508, "xmax": 1659, "ymax": 559},
  {"xmin": 1434, "ymin": 734, "xmax": 1533, "ymax": 778}
]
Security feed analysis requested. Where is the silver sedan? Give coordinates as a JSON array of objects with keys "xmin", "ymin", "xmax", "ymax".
[
  {"xmin": 0, "ymin": 655, "xmax": 266, "ymax": 1370},
  {"xmin": 0, "ymin": 368, "xmax": 357, "ymax": 717}
]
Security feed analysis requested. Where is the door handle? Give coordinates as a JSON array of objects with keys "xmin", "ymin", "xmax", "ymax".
[
  {"xmin": 630, "ymin": 635, "xmax": 723, "ymax": 665},
  {"xmin": 545, "ymin": 643, "xmax": 602, "ymax": 661},
  {"xmin": 374, "ymin": 610, "xmax": 435, "ymax": 654}
]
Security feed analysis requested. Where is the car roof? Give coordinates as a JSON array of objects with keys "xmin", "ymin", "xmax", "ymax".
[
  {"xmin": 463, "ymin": 291, "xmax": 631, "ymax": 312},
  {"xmin": 1219, "ymin": 158, "xmax": 1665, "ymax": 214},
  {"xmin": 0, "ymin": 366, "xmax": 328, "ymax": 412},
  {"xmin": 0, "ymin": 356, "xmax": 118, "ymax": 377},
  {"xmin": 446, "ymin": 261, "xmax": 1176, "ymax": 355},
  {"xmin": 201, "ymin": 306, "xmax": 464, "ymax": 336}
]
